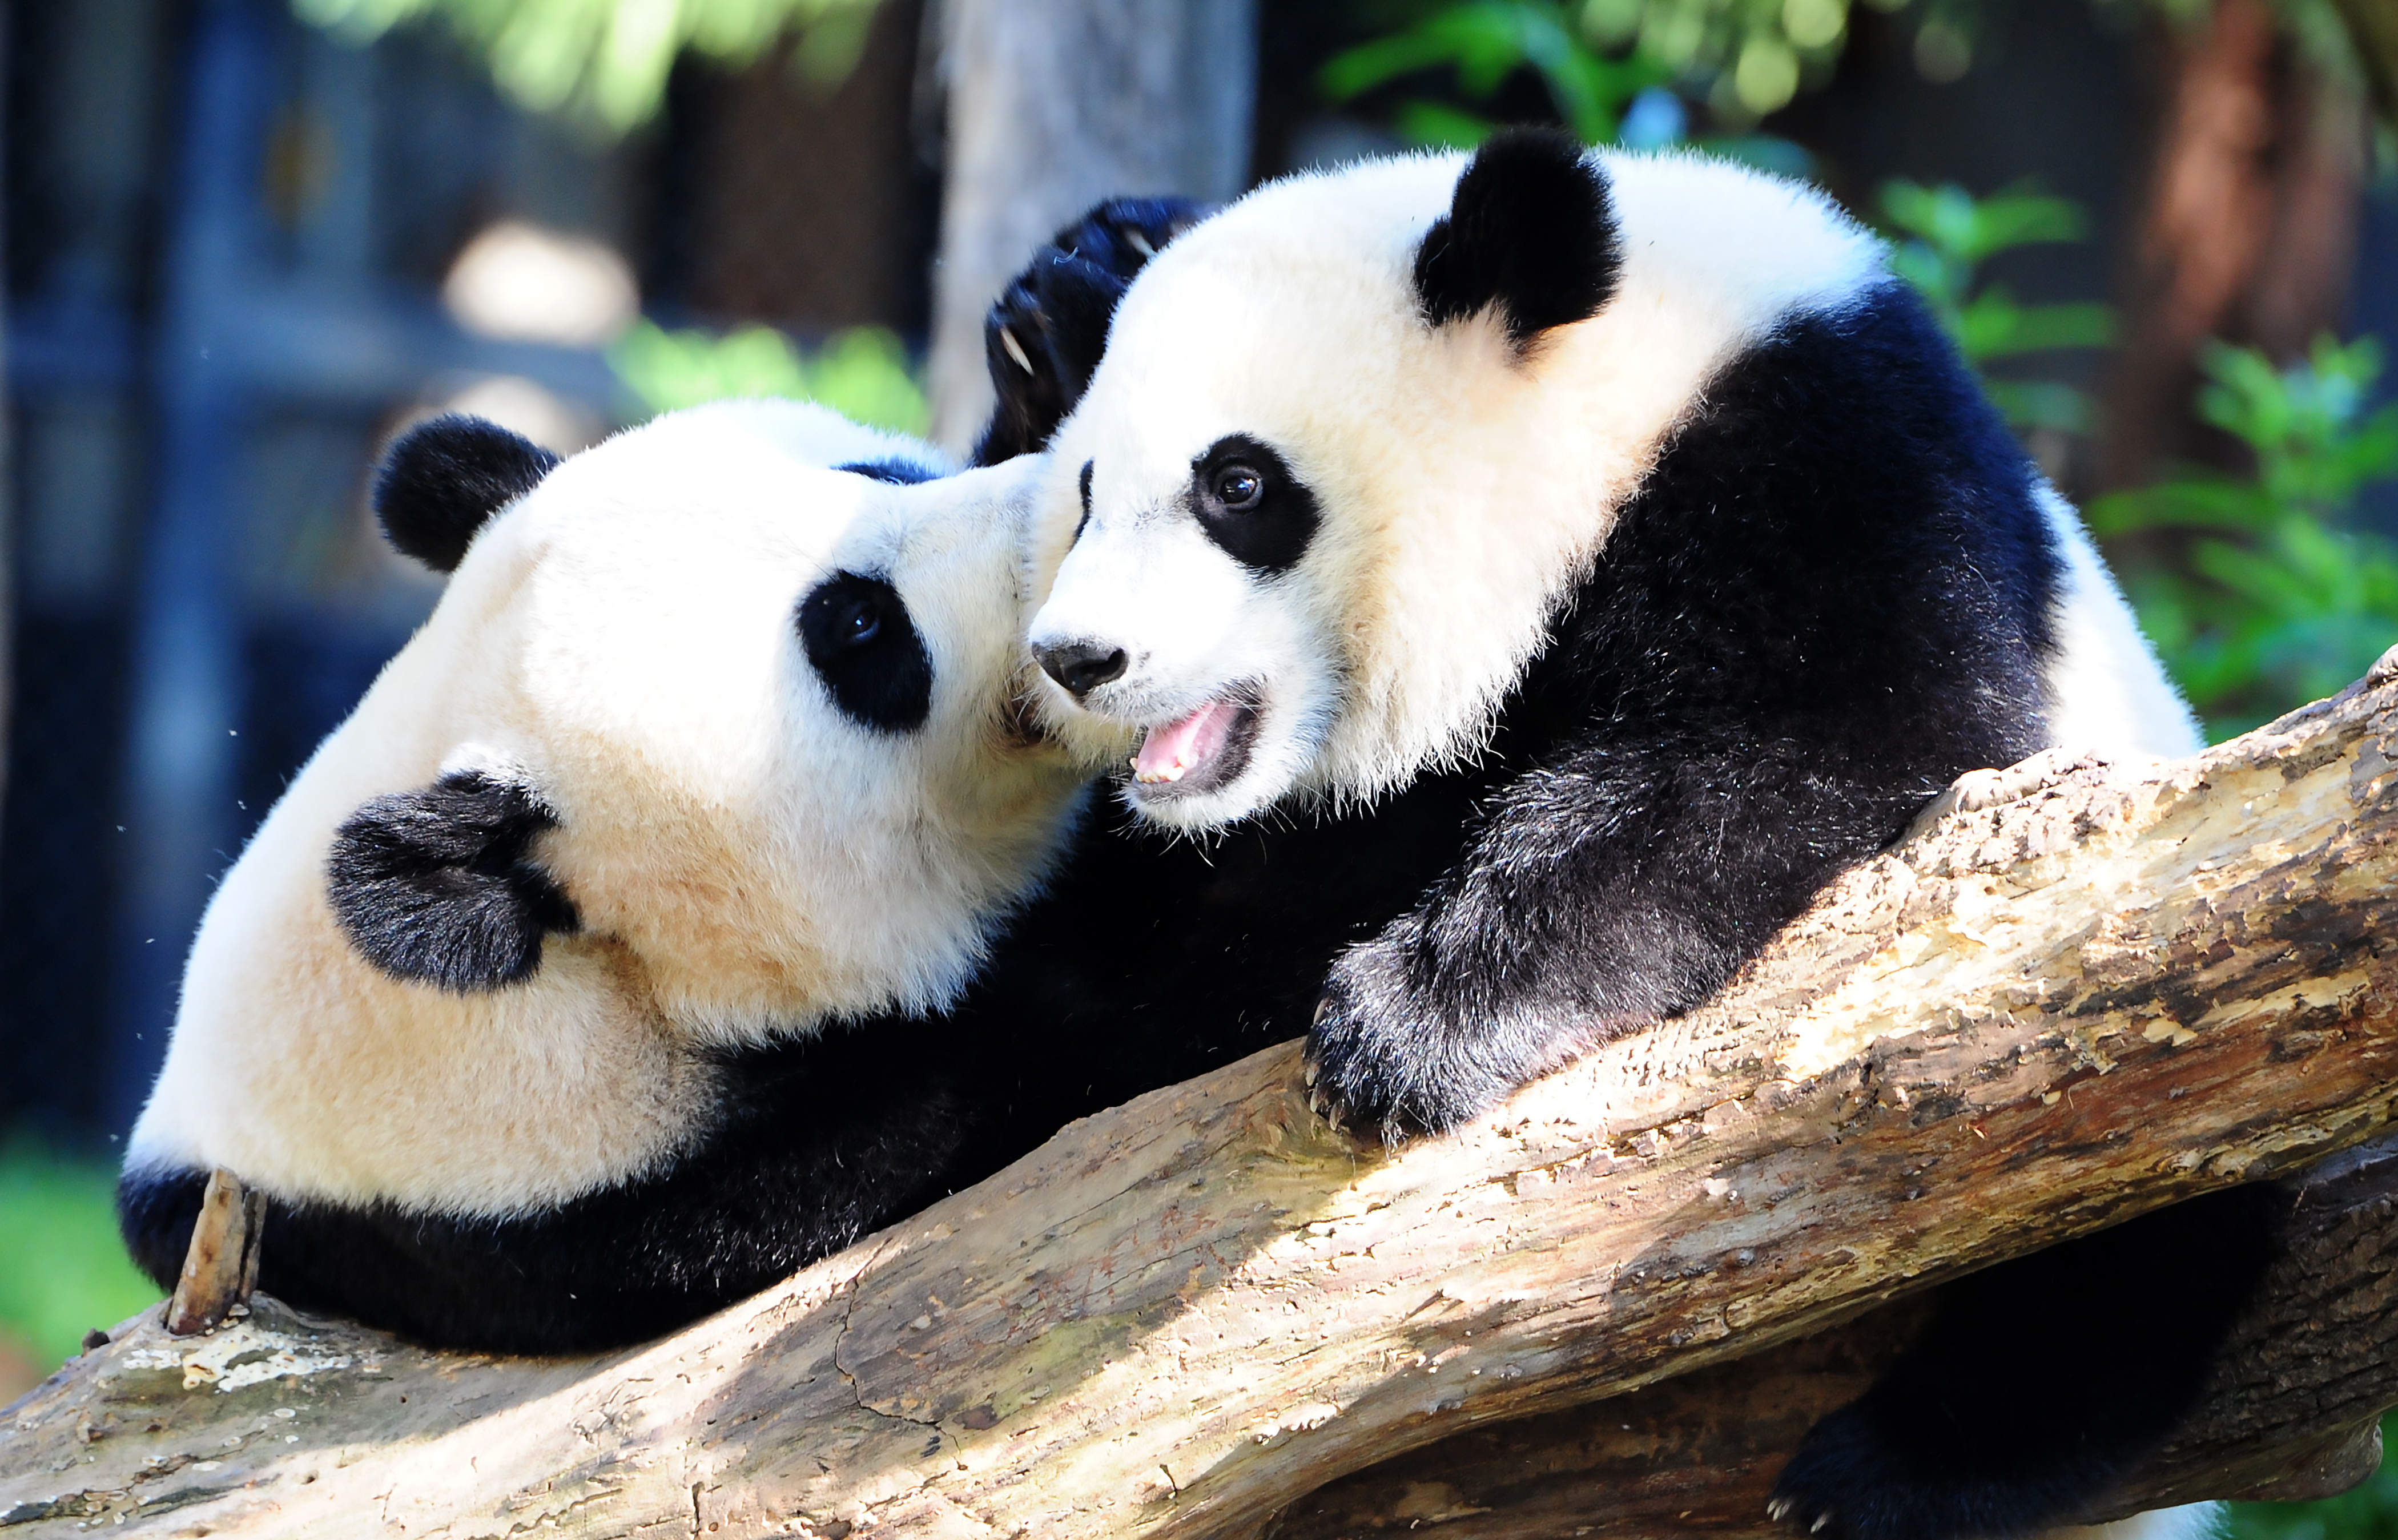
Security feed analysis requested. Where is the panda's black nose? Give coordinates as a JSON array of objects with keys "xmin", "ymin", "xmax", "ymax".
[{"xmin": 1037, "ymin": 640, "xmax": 1129, "ymax": 698}]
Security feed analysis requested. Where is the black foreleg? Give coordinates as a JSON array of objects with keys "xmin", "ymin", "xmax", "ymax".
[
  {"xmin": 1303, "ymin": 723, "xmax": 1937, "ymax": 1135},
  {"xmin": 1771, "ymin": 1183, "xmax": 2284, "ymax": 1540}
]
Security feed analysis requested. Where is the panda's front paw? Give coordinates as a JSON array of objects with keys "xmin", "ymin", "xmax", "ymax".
[
  {"xmin": 1769, "ymin": 1398, "xmax": 2075, "ymax": 1540},
  {"xmin": 1302, "ymin": 940, "xmax": 1508, "ymax": 1141}
]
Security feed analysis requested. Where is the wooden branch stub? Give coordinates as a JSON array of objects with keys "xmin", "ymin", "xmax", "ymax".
[
  {"xmin": 5, "ymin": 679, "xmax": 2398, "ymax": 1538},
  {"xmin": 163, "ymin": 1168, "xmax": 265, "ymax": 1337}
]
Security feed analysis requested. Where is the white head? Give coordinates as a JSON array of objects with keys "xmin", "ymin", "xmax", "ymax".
[
  {"xmin": 1024, "ymin": 133, "xmax": 1885, "ymax": 828},
  {"xmin": 128, "ymin": 401, "xmax": 1087, "ymax": 1215}
]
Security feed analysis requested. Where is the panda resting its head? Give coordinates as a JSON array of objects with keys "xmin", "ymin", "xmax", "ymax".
[{"xmin": 126, "ymin": 402, "xmax": 1085, "ymax": 1218}]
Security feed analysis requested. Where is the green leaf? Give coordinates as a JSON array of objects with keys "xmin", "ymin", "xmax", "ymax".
[
  {"xmin": 293, "ymin": 0, "xmax": 881, "ymax": 135},
  {"xmin": 607, "ymin": 321, "xmax": 928, "ymax": 437},
  {"xmin": 1394, "ymin": 99, "xmax": 1502, "ymax": 147}
]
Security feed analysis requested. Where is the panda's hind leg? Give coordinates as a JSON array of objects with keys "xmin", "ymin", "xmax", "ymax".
[{"xmin": 1769, "ymin": 1185, "xmax": 2279, "ymax": 1540}]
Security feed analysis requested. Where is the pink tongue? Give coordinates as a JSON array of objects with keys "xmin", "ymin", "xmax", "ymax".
[{"xmin": 1134, "ymin": 699, "xmax": 1240, "ymax": 784}]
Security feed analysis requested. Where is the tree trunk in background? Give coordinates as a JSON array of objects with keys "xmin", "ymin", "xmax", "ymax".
[
  {"xmin": 924, "ymin": 0, "xmax": 1257, "ymax": 454},
  {"xmin": 2102, "ymin": 0, "xmax": 2369, "ymax": 489}
]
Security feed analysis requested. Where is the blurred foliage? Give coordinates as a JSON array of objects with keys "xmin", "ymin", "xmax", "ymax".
[
  {"xmin": 608, "ymin": 320, "xmax": 930, "ymax": 436},
  {"xmin": 1323, "ymin": 0, "xmax": 1886, "ymax": 134},
  {"xmin": 1322, "ymin": 2, "xmax": 1670, "ymax": 143},
  {"xmin": 1326, "ymin": 0, "xmax": 2382, "ymax": 148},
  {"xmin": 2089, "ymin": 336, "xmax": 2398, "ymax": 736},
  {"xmin": 1880, "ymin": 179, "xmax": 2115, "ymax": 434},
  {"xmin": 0, "ymin": 1137, "xmax": 160, "ymax": 1375},
  {"xmin": 292, "ymin": 0, "xmax": 882, "ymax": 134}
]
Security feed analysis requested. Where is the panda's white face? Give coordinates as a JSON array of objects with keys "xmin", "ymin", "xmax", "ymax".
[
  {"xmin": 131, "ymin": 402, "xmax": 1089, "ymax": 1214},
  {"xmin": 1027, "ymin": 150, "xmax": 1888, "ymax": 826}
]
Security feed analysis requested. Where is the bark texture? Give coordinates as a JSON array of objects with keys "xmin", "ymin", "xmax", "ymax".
[
  {"xmin": 923, "ymin": 0, "xmax": 1257, "ymax": 452},
  {"xmin": 7, "ymin": 674, "xmax": 2398, "ymax": 1538},
  {"xmin": 1264, "ymin": 1129, "xmax": 2398, "ymax": 1539}
]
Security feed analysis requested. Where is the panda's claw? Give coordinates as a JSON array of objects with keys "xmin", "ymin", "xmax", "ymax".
[
  {"xmin": 1302, "ymin": 1057, "xmax": 1319, "ymax": 1087},
  {"xmin": 1765, "ymin": 1499, "xmax": 1791, "ymax": 1523},
  {"xmin": 1811, "ymin": 1513, "xmax": 1832, "ymax": 1534}
]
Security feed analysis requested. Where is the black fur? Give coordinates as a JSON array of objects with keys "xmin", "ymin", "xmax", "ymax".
[
  {"xmin": 117, "ymin": 1017, "xmax": 1021, "ymax": 1354},
  {"xmin": 835, "ymin": 457, "xmax": 942, "ymax": 486},
  {"xmin": 327, "ymin": 770, "xmax": 579, "ymax": 991},
  {"xmin": 972, "ymin": 197, "xmax": 1212, "ymax": 465},
  {"xmin": 1770, "ymin": 1184, "xmax": 2284, "ymax": 1540},
  {"xmin": 1302, "ymin": 284, "xmax": 2055, "ymax": 1131},
  {"xmin": 1189, "ymin": 434, "xmax": 1319, "ymax": 574},
  {"xmin": 112, "ymin": 230, "xmax": 2278, "ymax": 1499},
  {"xmin": 372, "ymin": 414, "xmax": 560, "ymax": 572},
  {"xmin": 1413, "ymin": 128, "xmax": 1622, "ymax": 348},
  {"xmin": 798, "ymin": 571, "xmax": 933, "ymax": 732}
]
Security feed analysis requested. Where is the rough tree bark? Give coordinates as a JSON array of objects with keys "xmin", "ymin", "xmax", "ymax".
[
  {"xmin": 1268, "ymin": 1128, "xmax": 2398, "ymax": 1539},
  {"xmin": 8, "ymin": 666, "xmax": 2398, "ymax": 1538},
  {"xmin": 923, "ymin": 0, "xmax": 1257, "ymax": 453}
]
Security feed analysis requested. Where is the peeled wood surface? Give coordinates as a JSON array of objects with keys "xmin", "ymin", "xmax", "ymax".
[
  {"xmin": 8, "ymin": 676, "xmax": 2398, "ymax": 1538},
  {"xmin": 1264, "ymin": 1130, "xmax": 2398, "ymax": 1539},
  {"xmin": 162, "ymin": 1168, "xmax": 263, "ymax": 1337}
]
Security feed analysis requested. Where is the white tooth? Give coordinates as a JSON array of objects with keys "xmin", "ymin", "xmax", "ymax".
[{"xmin": 1159, "ymin": 763, "xmax": 1185, "ymax": 783}]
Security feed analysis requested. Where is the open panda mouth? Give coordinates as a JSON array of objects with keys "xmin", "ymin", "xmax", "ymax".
[{"xmin": 1129, "ymin": 691, "xmax": 1264, "ymax": 798}]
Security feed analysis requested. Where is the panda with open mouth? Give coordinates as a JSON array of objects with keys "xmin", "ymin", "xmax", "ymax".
[{"xmin": 978, "ymin": 133, "xmax": 2265, "ymax": 1540}]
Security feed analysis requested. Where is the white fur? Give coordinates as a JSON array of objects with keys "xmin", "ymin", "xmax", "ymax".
[
  {"xmin": 2050, "ymin": 1505, "xmax": 2224, "ymax": 1540},
  {"xmin": 2035, "ymin": 483, "xmax": 2204, "ymax": 759},
  {"xmin": 127, "ymin": 403, "xmax": 1086, "ymax": 1216},
  {"xmin": 1028, "ymin": 148, "xmax": 1889, "ymax": 824},
  {"xmin": 1028, "ymin": 147, "xmax": 2194, "ymax": 827}
]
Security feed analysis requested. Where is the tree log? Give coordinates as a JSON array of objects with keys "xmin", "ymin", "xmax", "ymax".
[
  {"xmin": 1262, "ymin": 1127, "xmax": 2398, "ymax": 1539},
  {"xmin": 7, "ymin": 672, "xmax": 2398, "ymax": 1538}
]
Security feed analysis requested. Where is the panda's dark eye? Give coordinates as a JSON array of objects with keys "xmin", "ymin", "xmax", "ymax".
[
  {"xmin": 1188, "ymin": 434, "xmax": 1318, "ymax": 574},
  {"xmin": 1212, "ymin": 464, "xmax": 1264, "ymax": 510},
  {"xmin": 837, "ymin": 596, "xmax": 882, "ymax": 647},
  {"xmin": 799, "ymin": 572, "xmax": 931, "ymax": 732}
]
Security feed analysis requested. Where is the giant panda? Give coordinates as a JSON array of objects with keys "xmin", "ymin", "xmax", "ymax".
[
  {"xmin": 117, "ymin": 400, "xmax": 1093, "ymax": 1354},
  {"xmin": 971, "ymin": 134, "xmax": 2264, "ymax": 1540}
]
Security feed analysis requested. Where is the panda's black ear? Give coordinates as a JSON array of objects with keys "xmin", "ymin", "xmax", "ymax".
[
  {"xmin": 327, "ymin": 769, "xmax": 580, "ymax": 992},
  {"xmin": 972, "ymin": 196, "xmax": 1213, "ymax": 466},
  {"xmin": 372, "ymin": 414, "xmax": 561, "ymax": 573},
  {"xmin": 1413, "ymin": 128, "xmax": 1621, "ymax": 349}
]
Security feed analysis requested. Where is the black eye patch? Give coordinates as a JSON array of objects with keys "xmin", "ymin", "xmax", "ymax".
[
  {"xmin": 798, "ymin": 571, "xmax": 933, "ymax": 732},
  {"xmin": 835, "ymin": 457, "xmax": 941, "ymax": 486},
  {"xmin": 1189, "ymin": 434, "xmax": 1318, "ymax": 574}
]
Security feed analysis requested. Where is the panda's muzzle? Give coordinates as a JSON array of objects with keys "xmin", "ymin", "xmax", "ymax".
[{"xmin": 1128, "ymin": 691, "xmax": 1263, "ymax": 797}]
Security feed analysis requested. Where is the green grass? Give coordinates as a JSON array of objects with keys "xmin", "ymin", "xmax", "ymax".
[{"xmin": 0, "ymin": 1136, "xmax": 162, "ymax": 1373}]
